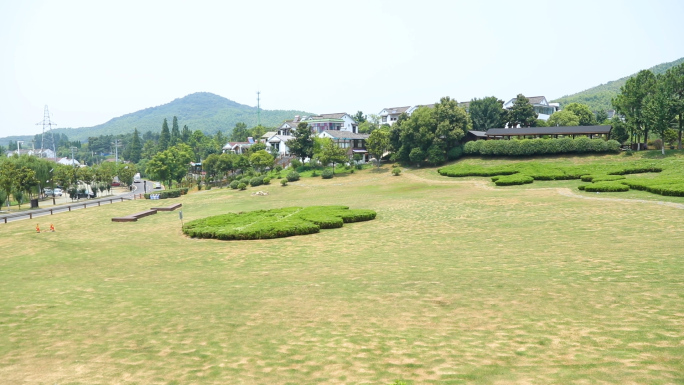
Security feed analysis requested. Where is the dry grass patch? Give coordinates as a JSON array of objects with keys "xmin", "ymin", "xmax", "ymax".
[{"xmin": 0, "ymin": 164, "xmax": 683, "ymax": 384}]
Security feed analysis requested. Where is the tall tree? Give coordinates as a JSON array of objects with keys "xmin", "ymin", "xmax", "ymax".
[
  {"xmin": 506, "ymin": 94, "xmax": 538, "ymax": 128},
  {"xmin": 664, "ymin": 63, "xmax": 684, "ymax": 148},
  {"xmin": 613, "ymin": 69, "xmax": 656, "ymax": 149},
  {"xmin": 249, "ymin": 150, "xmax": 275, "ymax": 174},
  {"xmin": 645, "ymin": 75, "xmax": 676, "ymax": 155},
  {"xmin": 564, "ymin": 103, "xmax": 596, "ymax": 126},
  {"xmin": 317, "ymin": 138, "xmax": 348, "ymax": 173},
  {"xmin": 181, "ymin": 125, "xmax": 191, "ymax": 143},
  {"xmin": 158, "ymin": 118, "xmax": 171, "ymax": 152},
  {"xmin": 170, "ymin": 116, "xmax": 181, "ymax": 145},
  {"xmin": 469, "ymin": 97, "xmax": 506, "ymax": 130},
  {"xmin": 125, "ymin": 128, "xmax": 143, "ymax": 163},
  {"xmin": 288, "ymin": 122, "xmax": 315, "ymax": 162},
  {"xmin": 354, "ymin": 111, "xmax": 367, "ymax": 123},
  {"xmin": 595, "ymin": 109, "xmax": 609, "ymax": 124},
  {"xmin": 365, "ymin": 129, "xmax": 390, "ymax": 167},
  {"xmin": 230, "ymin": 122, "xmax": 249, "ymax": 142}
]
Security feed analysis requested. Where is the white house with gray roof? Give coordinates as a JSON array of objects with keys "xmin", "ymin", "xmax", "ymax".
[{"xmin": 503, "ymin": 96, "xmax": 559, "ymax": 121}]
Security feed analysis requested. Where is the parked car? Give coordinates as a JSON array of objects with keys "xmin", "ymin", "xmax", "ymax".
[
  {"xmin": 43, "ymin": 188, "xmax": 53, "ymax": 196},
  {"xmin": 111, "ymin": 181, "xmax": 120, "ymax": 187},
  {"xmin": 53, "ymin": 188, "xmax": 63, "ymax": 197},
  {"xmin": 153, "ymin": 182, "xmax": 161, "ymax": 189}
]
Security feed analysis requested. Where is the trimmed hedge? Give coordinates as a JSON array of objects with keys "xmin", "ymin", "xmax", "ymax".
[
  {"xmin": 581, "ymin": 175, "xmax": 626, "ymax": 182},
  {"xmin": 620, "ymin": 179, "xmax": 684, "ymax": 197},
  {"xmin": 582, "ymin": 182, "xmax": 630, "ymax": 192},
  {"xmin": 321, "ymin": 169, "xmax": 334, "ymax": 179},
  {"xmin": 182, "ymin": 206, "xmax": 377, "ymax": 240},
  {"xmin": 250, "ymin": 176, "xmax": 263, "ymax": 187},
  {"xmin": 491, "ymin": 174, "xmax": 534, "ymax": 186},
  {"xmin": 144, "ymin": 188, "xmax": 186, "ymax": 199},
  {"xmin": 463, "ymin": 137, "xmax": 620, "ymax": 157}
]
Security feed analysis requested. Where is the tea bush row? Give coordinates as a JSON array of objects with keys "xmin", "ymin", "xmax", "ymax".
[
  {"xmin": 182, "ymin": 206, "xmax": 377, "ymax": 240},
  {"xmin": 491, "ymin": 174, "xmax": 534, "ymax": 186},
  {"xmin": 463, "ymin": 138, "xmax": 620, "ymax": 157},
  {"xmin": 579, "ymin": 182, "xmax": 630, "ymax": 192}
]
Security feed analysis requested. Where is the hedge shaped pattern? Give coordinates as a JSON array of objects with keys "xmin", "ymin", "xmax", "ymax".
[{"xmin": 182, "ymin": 205, "xmax": 377, "ymax": 240}]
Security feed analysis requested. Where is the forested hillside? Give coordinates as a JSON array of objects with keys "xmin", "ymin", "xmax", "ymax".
[
  {"xmin": 552, "ymin": 57, "xmax": 684, "ymax": 111},
  {"xmin": 45, "ymin": 92, "xmax": 312, "ymax": 142}
]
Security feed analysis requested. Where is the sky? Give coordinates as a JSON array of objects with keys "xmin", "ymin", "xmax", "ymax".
[{"xmin": 1, "ymin": 0, "xmax": 683, "ymax": 138}]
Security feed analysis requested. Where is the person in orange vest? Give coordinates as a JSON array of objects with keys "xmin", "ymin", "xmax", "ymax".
[
  {"xmin": 50, "ymin": 224, "xmax": 55, "ymax": 232},
  {"xmin": 36, "ymin": 224, "xmax": 40, "ymax": 233}
]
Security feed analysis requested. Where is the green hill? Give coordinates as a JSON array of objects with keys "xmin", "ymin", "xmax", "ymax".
[
  {"xmin": 45, "ymin": 92, "xmax": 312, "ymax": 142},
  {"xmin": 551, "ymin": 57, "xmax": 684, "ymax": 111}
]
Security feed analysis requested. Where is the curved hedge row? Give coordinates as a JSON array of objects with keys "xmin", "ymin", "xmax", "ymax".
[
  {"xmin": 580, "ymin": 182, "xmax": 630, "ymax": 192},
  {"xmin": 620, "ymin": 179, "xmax": 684, "ymax": 197},
  {"xmin": 182, "ymin": 206, "xmax": 377, "ymax": 240},
  {"xmin": 491, "ymin": 174, "xmax": 534, "ymax": 186},
  {"xmin": 464, "ymin": 137, "xmax": 620, "ymax": 157},
  {"xmin": 581, "ymin": 175, "xmax": 626, "ymax": 182}
]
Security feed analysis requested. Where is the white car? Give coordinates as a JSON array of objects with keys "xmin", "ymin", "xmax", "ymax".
[{"xmin": 53, "ymin": 188, "xmax": 63, "ymax": 197}]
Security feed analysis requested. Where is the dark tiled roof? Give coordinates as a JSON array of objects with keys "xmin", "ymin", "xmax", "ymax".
[
  {"xmin": 486, "ymin": 126, "xmax": 612, "ymax": 136},
  {"xmin": 468, "ymin": 130, "xmax": 487, "ymax": 137},
  {"xmin": 382, "ymin": 106, "xmax": 410, "ymax": 115},
  {"xmin": 526, "ymin": 96, "xmax": 547, "ymax": 104},
  {"xmin": 320, "ymin": 130, "xmax": 370, "ymax": 140},
  {"xmin": 314, "ymin": 113, "xmax": 348, "ymax": 120}
]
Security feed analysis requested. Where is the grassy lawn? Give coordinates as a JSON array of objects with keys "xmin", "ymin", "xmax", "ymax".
[{"xmin": 1, "ymin": 152, "xmax": 683, "ymax": 384}]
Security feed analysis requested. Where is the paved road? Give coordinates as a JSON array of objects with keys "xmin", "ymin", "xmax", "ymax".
[{"xmin": 0, "ymin": 180, "xmax": 157, "ymax": 224}]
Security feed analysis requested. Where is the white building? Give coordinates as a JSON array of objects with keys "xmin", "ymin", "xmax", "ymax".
[{"xmin": 503, "ymin": 96, "xmax": 559, "ymax": 121}]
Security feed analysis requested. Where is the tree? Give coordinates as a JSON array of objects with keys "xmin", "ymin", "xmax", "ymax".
[
  {"xmin": 230, "ymin": 122, "xmax": 249, "ymax": 142},
  {"xmin": 663, "ymin": 63, "xmax": 684, "ymax": 148},
  {"xmin": 249, "ymin": 150, "xmax": 274, "ymax": 174},
  {"xmin": 609, "ymin": 116, "xmax": 629, "ymax": 143},
  {"xmin": 547, "ymin": 110, "xmax": 580, "ymax": 127},
  {"xmin": 564, "ymin": 103, "xmax": 596, "ymax": 126},
  {"xmin": 289, "ymin": 122, "xmax": 315, "ymax": 162},
  {"xmin": 613, "ymin": 69, "xmax": 656, "ymax": 149},
  {"xmin": 469, "ymin": 97, "xmax": 506, "ymax": 130},
  {"xmin": 158, "ymin": 118, "xmax": 171, "ymax": 152},
  {"xmin": 354, "ymin": 111, "xmax": 367, "ymax": 123},
  {"xmin": 595, "ymin": 109, "xmax": 609, "ymax": 124},
  {"xmin": 125, "ymin": 128, "xmax": 143, "ymax": 163},
  {"xmin": 391, "ymin": 97, "xmax": 470, "ymax": 165},
  {"xmin": 118, "ymin": 164, "xmax": 136, "ymax": 187},
  {"xmin": 644, "ymin": 76, "xmax": 676, "ymax": 155},
  {"xmin": 506, "ymin": 94, "xmax": 538, "ymax": 127},
  {"xmin": 0, "ymin": 162, "xmax": 18, "ymax": 209},
  {"xmin": 365, "ymin": 129, "xmax": 389, "ymax": 167},
  {"xmin": 317, "ymin": 139, "xmax": 347, "ymax": 173},
  {"xmin": 170, "ymin": 116, "xmax": 181, "ymax": 146},
  {"xmin": 181, "ymin": 125, "xmax": 191, "ymax": 143},
  {"xmin": 202, "ymin": 153, "xmax": 220, "ymax": 182}
]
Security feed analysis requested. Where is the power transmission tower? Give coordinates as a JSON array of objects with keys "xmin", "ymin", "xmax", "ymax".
[
  {"xmin": 257, "ymin": 91, "xmax": 261, "ymax": 127},
  {"xmin": 36, "ymin": 105, "xmax": 57, "ymax": 158}
]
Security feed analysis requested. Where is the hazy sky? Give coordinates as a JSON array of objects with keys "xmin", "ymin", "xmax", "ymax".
[{"xmin": 1, "ymin": 0, "xmax": 683, "ymax": 138}]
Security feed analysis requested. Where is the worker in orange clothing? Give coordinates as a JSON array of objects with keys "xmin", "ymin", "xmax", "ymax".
[
  {"xmin": 36, "ymin": 224, "xmax": 40, "ymax": 233},
  {"xmin": 50, "ymin": 224, "xmax": 55, "ymax": 232}
]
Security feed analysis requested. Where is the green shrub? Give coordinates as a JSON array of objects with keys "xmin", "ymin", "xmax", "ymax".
[
  {"xmin": 263, "ymin": 177, "xmax": 271, "ymax": 185},
  {"xmin": 286, "ymin": 171, "xmax": 300, "ymax": 182},
  {"xmin": 321, "ymin": 169, "xmax": 334, "ymax": 179},
  {"xmin": 182, "ymin": 206, "xmax": 377, "ymax": 240},
  {"xmin": 250, "ymin": 177, "xmax": 263, "ymax": 187},
  {"xmin": 491, "ymin": 174, "xmax": 534, "ymax": 186},
  {"xmin": 143, "ymin": 188, "xmax": 184, "ymax": 199},
  {"xmin": 583, "ymin": 182, "xmax": 630, "ymax": 192},
  {"xmin": 392, "ymin": 167, "xmax": 402, "ymax": 176},
  {"xmin": 238, "ymin": 183, "xmax": 247, "ymax": 190},
  {"xmin": 229, "ymin": 180, "xmax": 239, "ymax": 189},
  {"xmin": 447, "ymin": 145, "xmax": 463, "ymax": 160},
  {"xmin": 280, "ymin": 179, "xmax": 288, "ymax": 186},
  {"xmin": 290, "ymin": 159, "xmax": 302, "ymax": 169}
]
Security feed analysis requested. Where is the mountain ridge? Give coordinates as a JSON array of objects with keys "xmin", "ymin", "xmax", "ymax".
[
  {"xmin": 551, "ymin": 57, "xmax": 684, "ymax": 111},
  {"xmin": 7, "ymin": 92, "xmax": 313, "ymax": 144}
]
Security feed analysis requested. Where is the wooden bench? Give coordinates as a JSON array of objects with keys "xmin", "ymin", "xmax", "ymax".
[
  {"xmin": 111, "ymin": 209, "xmax": 158, "ymax": 222},
  {"xmin": 150, "ymin": 203, "xmax": 182, "ymax": 211}
]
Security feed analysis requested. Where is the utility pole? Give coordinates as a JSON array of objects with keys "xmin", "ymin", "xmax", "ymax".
[
  {"xmin": 70, "ymin": 146, "xmax": 77, "ymax": 166},
  {"xmin": 112, "ymin": 139, "xmax": 122, "ymax": 165},
  {"xmin": 17, "ymin": 141, "xmax": 24, "ymax": 155}
]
